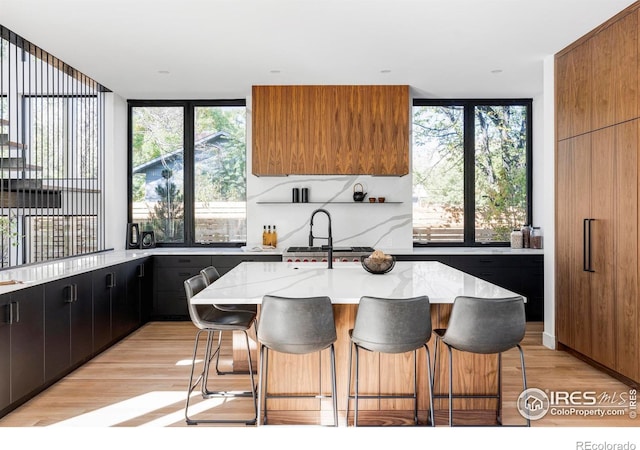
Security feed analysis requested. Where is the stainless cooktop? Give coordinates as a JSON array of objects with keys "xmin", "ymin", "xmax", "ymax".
[{"xmin": 282, "ymin": 246, "xmax": 375, "ymax": 260}]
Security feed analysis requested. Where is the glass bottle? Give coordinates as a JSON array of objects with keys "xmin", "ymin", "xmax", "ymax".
[
  {"xmin": 262, "ymin": 225, "xmax": 267, "ymax": 246},
  {"xmin": 271, "ymin": 225, "xmax": 278, "ymax": 247}
]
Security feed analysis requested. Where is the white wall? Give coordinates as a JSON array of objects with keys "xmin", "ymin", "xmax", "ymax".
[
  {"xmin": 104, "ymin": 92, "xmax": 129, "ymax": 251},
  {"xmin": 541, "ymin": 55, "xmax": 556, "ymax": 349}
]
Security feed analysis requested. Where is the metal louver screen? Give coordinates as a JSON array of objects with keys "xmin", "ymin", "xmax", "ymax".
[{"xmin": 0, "ymin": 25, "xmax": 107, "ymax": 267}]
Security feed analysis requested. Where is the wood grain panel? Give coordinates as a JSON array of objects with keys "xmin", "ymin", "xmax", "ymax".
[
  {"xmin": 252, "ymin": 85, "xmax": 409, "ymax": 175},
  {"xmin": 569, "ymin": 134, "xmax": 593, "ymax": 357},
  {"xmin": 590, "ymin": 127, "xmax": 616, "ymax": 368},
  {"xmin": 615, "ymin": 120, "xmax": 639, "ymax": 380},
  {"xmin": 555, "ymin": 41, "xmax": 592, "ymax": 141},
  {"xmin": 555, "ymin": 139, "xmax": 574, "ymax": 347},
  {"xmin": 592, "ymin": 11, "xmax": 638, "ymax": 130},
  {"xmin": 613, "ymin": 11, "xmax": 638, "ymax": 124}
]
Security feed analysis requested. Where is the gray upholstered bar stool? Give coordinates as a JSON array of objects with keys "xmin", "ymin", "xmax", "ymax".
[
  {"xmin": 200, "ymin": 265, "xmax": 257, "ymax": 375},
  {"xmin": 183, "ymin": 274, "xmax": 258, "ymax": 425},
  {"xmin": 346, "ymin": 295, "xmax": 434, "ymax": 426},
  {"xmin": 433, "ymin": 295, "xmax": 529, "ymax": 427},
  {"xmin": 257, "ymin": 294, "xmax": 338, "ymax": 426}
]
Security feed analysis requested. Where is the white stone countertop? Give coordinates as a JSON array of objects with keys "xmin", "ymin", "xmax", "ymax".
[
  {"xmin": 190, "ymin": 260, "xmax": 525, "ymax": 305},
  {"xmin": 0, "ymin": 246, "xmax": 542, "ymax": 296}
]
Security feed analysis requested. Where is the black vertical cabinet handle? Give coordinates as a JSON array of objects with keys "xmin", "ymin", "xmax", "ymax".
[
  {"xmin": 587, "ymin": 219, "xmax": 595, "ymax": 272},
  {"xmin": 13, "ymin": 301, "xmax": 19, "ymax": 323},
  {"xmin": 6, "ymin": 302, "xmax": 13, "ymax": 324},
  {"xmin": 107, "ymin": 272, "xmax": 115, "ymax": 288},
  {"xmin": 65, "ymin": 284, "xmax": 74, "ymax": 303},
  {"xmin": 583, "ymin": 219, "xmax": 589, "ymax": 272}
]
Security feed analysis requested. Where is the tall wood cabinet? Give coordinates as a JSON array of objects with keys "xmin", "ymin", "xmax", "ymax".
[
  {"xmin": 252, "ymin": 85, "xmax": 409, "ymax": 176},
  {"xmin": 555, "ymin": 4, "xmax": 640, "ymax": 384}
]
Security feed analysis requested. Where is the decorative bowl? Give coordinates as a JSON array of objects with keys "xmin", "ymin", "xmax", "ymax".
[{"xmin": 360, "ymin": 255, "xmax": 395, "ymax": 274}]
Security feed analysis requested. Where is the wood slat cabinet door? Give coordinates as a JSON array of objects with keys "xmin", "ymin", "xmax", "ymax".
[
  {"xmin": 591, "ymin": 10, "xmax": 638, "ymax": 131},
  {"xmin": 556, "ymin": 41, "xmax": 593, "ymax": 141},
  {"xmin": 252, "ymin": 85, "xmax": 409, "ymax": 175},
  {"xmin": 555, "ymin": 134, "xmax": 592, "ymax": 354}
]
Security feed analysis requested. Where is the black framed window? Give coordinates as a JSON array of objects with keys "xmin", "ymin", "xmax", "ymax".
[
  {"xmin": 128, "ymin": 100, "xmax": 247, "ymax": 246},
  {"xmin": 412, "ymin": 99, "xmax": 532, "ymax": 246}
]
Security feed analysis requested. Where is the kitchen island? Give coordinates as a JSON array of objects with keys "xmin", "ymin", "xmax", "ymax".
[{"xmin": 191, "ymin": 260, "xmax": 525, "ymax": 424}]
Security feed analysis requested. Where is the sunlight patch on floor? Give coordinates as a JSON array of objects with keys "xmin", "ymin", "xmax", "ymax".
[{"xmin": 50, "ymin": 391, "xmax": 225, "ymax": 427}]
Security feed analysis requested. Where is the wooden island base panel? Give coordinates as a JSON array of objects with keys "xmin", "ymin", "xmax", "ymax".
[
  {"xmin": 232, "ymin": 303, "xmax": 501, "ymax": 422},
  {"xmin": 194, "ymin": 261, "xmax": 524, "ymax": 423}
]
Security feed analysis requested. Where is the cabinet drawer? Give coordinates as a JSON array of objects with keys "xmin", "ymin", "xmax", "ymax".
[
  {"xmin": 153, "ymin": 291, "xmax": 189, "ymax": 318},
  {"xmin": 154, "ymin": 267, "xmax": 202, "ymax": 292},
  {"xmin": 153, "ymin": 255, "xmax": 212, "ymax": 268}
]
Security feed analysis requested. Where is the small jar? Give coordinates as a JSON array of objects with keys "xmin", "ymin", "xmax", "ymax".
[
  {"xmin": 510, "ymin": 229, "xmax": 523, "ymax": 249},
  {"xmin": 530, "ymin": 227, "xmax": 543, "ymax": 249}
]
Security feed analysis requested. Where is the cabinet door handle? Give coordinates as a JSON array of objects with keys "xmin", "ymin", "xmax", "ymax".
[
  {"xmin": 6, "ymin": 302, "xmax": 13, "ymax": 324},
  {"xmin": 13, "ymin": 301, "xmax": 19, "ymax": 323},
  {"xmin": 583, "ymin": 219, "xmax": 589, "ymax": 272},
  {"xmin": 74, "ymin": 284, "xmax": 78, "ymax": 302},
  {"xmin": 107, "ymin": 272, "xmax": 115, "ymax": 288},
  {"xmin": 583, "ymin": 218, "xmax": 595, "ymax": 272},
  {"xmin": 587, "ymin": 219, "xmax": 595, "ymax": 272},
  {"xmin": 65, "ymin": 284, "xmax": 74, "ymax": 303},
  {"xmin": 138, "ymin": 263, "xmax": 145, "ymax": 278}
]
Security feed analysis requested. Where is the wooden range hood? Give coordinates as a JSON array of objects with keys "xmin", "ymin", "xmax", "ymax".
[{"xmin": 251, "ymin": 85, "xmax": 409, "ymax": 176}]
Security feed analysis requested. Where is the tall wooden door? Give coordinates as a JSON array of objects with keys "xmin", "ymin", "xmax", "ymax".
[
  {"xmin": 556, "ymin": 134, "xmax": 592, "ymax": 354},
  {"xmin": 589, "ymin": 127, "xmax": 616, "ymax": 368}
]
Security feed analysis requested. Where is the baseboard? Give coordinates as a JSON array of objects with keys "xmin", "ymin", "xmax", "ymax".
[{"xmin": 542, "ymin": 331, "xmax": 556, "ymax": 350}]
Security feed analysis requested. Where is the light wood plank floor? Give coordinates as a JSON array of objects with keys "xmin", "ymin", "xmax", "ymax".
[{"xmin": 0, "ymin": 321, "xmax": 638, "ymax": 429}]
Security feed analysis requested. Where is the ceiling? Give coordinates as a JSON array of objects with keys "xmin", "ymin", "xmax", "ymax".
[{"xmin": 0, "ymin": 0, "xmax": 636, "ymax": 100}]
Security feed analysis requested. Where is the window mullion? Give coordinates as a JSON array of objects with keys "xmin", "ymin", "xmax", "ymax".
[
  {"xmin": 463, "ymin": 103, "xmax": 475, "ymax": 245},
  {"xmin": 183, "ymin": 104, "xmax": 195, "ymax": 245}
]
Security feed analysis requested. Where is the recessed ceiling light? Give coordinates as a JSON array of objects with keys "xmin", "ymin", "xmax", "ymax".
[
  {"xmin": 491, "ymin": 69, "xmax": 503, "ymax": 74},
  {"xmin": 380, "ymin": 69, "xmax": 391, "ymax": 74},
  {"xmin": 158, "ymin": 70, "xmax": 170, "ymax": 75},
  {"xmin": 269, "ymin": 70, "xmax": 281, "ymax": 74}
]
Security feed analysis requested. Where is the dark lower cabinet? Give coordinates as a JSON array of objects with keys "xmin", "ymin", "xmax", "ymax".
[
  {"xmin": 44, "ymin": 273, "xmax": 93, "ymax": 381},
  {"xmin": 0, "ymin": 296, "xmax": 9, "ymax": 412},
  {"xmin": 93, "ymin": 258, "xmax": 150, "ymax": 349},
  {"xmin": 0, "ymin": 286, "xmax": 45, "ymax": 416},
  {"xmin": 113, "ymin": 260, "xmax": 143, "ymax": 340},
  {"xmin": 1, "ymin": 257, "xmax": 150, "ymax": 419},
  {"xmin": 151, "ymin": 254, "xmax": 282, "ymax": 320},
  {"xmin": 153, "ymin": 255, "xmax": 212, "ymax": 319},
  {"xmin": 395, "ymin": 253, "xmax": 544, "ymax": 321},
  {"xmin": 92, "ymin": 267, "xmax": 116, "ymax": 352}
]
